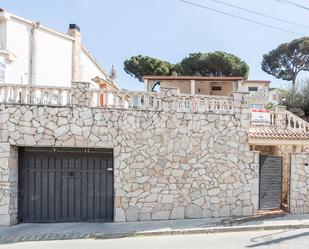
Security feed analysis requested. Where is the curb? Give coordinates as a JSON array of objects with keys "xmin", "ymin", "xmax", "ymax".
[
  {"xmin": 1, "ymin": 223, "xmax": 309, "ymax": 244},
  {"xmin": 131, "ymin": 224, "xmax": 309, "ymax": 237}
]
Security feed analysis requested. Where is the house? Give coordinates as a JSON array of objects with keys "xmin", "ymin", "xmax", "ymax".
[
  {"xmin": 0, "ymin": 78, "xmax": 309, "ymax": 226},
  {"xmin": 143, "ymin": 76, "xmax": 271, "ymax": 109},
  {"xmin": 240, "ymin": 80, "xmax": 270, "ymax": 93},
  {"xmin": 143, "ymin": 75, "xmax": 241, "ymax": 96},
  {"xmin": 0, "ymin": 9, "xmax": 120, "ymax": 90}
]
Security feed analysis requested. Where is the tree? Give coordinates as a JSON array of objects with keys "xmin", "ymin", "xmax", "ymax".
[
  {"xmin": 178, "ymin": 51, "xmax": 249, "ymax": 78},
  {"xmin": 262, "ymin": 37, "xmax": 309, "ymax": 87},
  {"xmin": 124, "ymin": 55, "xmax": 173, "ymax": 82},
  {"xmin": 280, "ymin": 80, "xmax": 309, "ymax": 115},
  {"xmin": 123, "ymin": 52, "xmax": 249, "ymax": 81}
]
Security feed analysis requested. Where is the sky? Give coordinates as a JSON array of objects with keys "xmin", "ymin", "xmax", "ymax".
[{"xmin": 2, "ymin": 0, "xmax": 309, "ymax": 91}]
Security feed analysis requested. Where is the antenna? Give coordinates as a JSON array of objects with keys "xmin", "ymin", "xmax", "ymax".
[{"xmin": 110, "ymin": 65, "xmax": 117, "ymax": 81}]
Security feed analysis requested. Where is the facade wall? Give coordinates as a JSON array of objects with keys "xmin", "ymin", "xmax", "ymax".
[
  {"xmin": 81, "ymin": 49, "xmax": 107, "ymax": 83},
  {"xmin": 35, "ymin": 29, "xmax": 73, "ymax": 87},
  {"xmin": 160, "ymin": 80, "xmax": 234, "ymax": 96},
  {"xmin": 0, "ymin": 20, "xmax": 6, "ymax": 49},
  {"xmin": 5, "ymin": 18, "xmax": 30, "ymax": 84},
  {"xmin": 0, "ymin": 83, "xmax": 260, "ymax": 225},
  {"xmin": 4, "ymin": 17, "xmax": 73, "ymax": 86},
  {"xmin": 160, "ymin": 81, "xmax": 191, "ymax": 94},
  {"xmin": 276, "ymin": 145, "xmax": 293, "ymax": 206},
  {"xmin": 290, "ymin": 153, "xmax": 309, "ymax": 213},
  {"xmin": 0, "ymin": 12, "xmax": 113, "ymax": 88},
  {"xmin": 242, "ymin": 82, "xmax": 268, "ymax": 92},
  {"xmin": 0, "ymin": 143, "xmax": 18, "ymax": 226}
]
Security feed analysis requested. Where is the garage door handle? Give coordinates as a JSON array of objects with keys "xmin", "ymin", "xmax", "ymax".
[{"xmin": 107, "ymin": 168, "xmax": 113, "ymax": 172}]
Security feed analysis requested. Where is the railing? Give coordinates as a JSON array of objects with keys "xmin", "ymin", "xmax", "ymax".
[
  {"xmin": 0, "ymin": 84, "xmax": 236, "ymax": 113},
  {"xmin": 285, "ymin": 110, "xmax": 309, "ymax": 132},
  {"xmin": 257, "ymin": 110, "xmax": 309, "ymax": 132},
  {"xmin": 91, "ymin": 89, "xmax": 161, "ymax": 110},
  {"xmin": 0, "ymin": 84, "xmax": 71, "ymax": 106},
  {"xmin": 178, "ymin": 94, "xmax": 234, "ymax": 113},
  {"xmin": 269, "ymin": 111, "xmax": 278, "ymax": 126}
]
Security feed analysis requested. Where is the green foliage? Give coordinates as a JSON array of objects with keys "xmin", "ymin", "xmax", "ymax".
[
  {"xmin": 262, "ymin": 37, "xmax": 309, "ymax": 86},
  {"xmin": 280, "ymin": 80, "xmax": 309, "ymax": 114},
  {"xmin": 124, "ymin": 52, "xmax": 249, "ymax": 81},
  {"xmin": 178, "ymin": 51, "xmax": 249, "ymax": 78},
  {"xmin": 123, "ymin": 55, "xmax": 173, "ymax": 82},
  {"xmin": 265, "ymin": 102, "xmax": 276, "ymax": 111}
]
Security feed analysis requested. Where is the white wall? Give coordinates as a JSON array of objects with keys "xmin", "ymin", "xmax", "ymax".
[
  {"xmin": 0, "ymin": 21, "xmax": 7, "ymax": 49},
  {"xmin": 2, "ymin": 13, "xmax": 111, "ymax": 87},
  {"xmin": 242, "ymin": 82, "xmax": 269, "ymax": 92},
  {"xmin": 35, "ymin": 29, "xmax": 72, "ymax": 87},
  {"xmin": 81, "ymin": 49, "xmax": 107, "ymax": 83},
  {"xmin": 5, "ymin": 18, "xmax": 30, "ymax": 84}
]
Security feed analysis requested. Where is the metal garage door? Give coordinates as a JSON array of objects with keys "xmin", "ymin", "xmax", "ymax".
[
  {"xmin": 259, "ymin": 155, "xmax": 283, "ymax": 210},
  {"xmin": 18, "ymin": 147, "xmax": 114, "ymax": 223}
]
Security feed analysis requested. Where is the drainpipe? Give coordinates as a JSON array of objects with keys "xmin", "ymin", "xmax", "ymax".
[{"xmin": 28, "ymin": 21, "xmax": 40, "ymax": 85}]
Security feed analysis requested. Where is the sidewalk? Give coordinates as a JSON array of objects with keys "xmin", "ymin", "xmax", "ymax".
[{"xmin": 0, "ymin": 214, "xmax": 309, "ymax": 244}]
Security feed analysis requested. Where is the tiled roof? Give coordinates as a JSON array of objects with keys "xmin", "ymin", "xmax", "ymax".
[
  {"xmin": 243, "ymin": 80, "xmax": 271, "ymax": 84},
  {"xmin": 142, "ymin": 76, "xmax": 243, "ymax": 81},
  {"xmin": 249, "ymin": 126, "xmax": 309, "ymax": 140}
]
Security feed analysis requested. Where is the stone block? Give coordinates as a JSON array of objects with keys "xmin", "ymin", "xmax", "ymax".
[
  {"xmin": 114, "ymin": 208, "xmax": 126, "ymax": 222},
  {"xmin": 0, "ymin": 214, "xmax": 12, "ymax": 227},
  {"xmin": 161, "ymin": 195, "xmax": 174, "ymax": 204},
  {"xmin": 185, "ymin": 204, "xmax": 202, "ymax": 219},
  {"xmin": 126, "ymin": 206, "xmax": 139, "ymax": 222},
  {"xmin": 170, "ymin": 207, "xmax": 185, "ymax": 219},
  {"xmin": 152, "ymin": 211, "xmax": 170, "ymax": 220}
]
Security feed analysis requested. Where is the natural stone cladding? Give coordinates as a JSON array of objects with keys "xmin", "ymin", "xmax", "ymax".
[
  {"xmin": 0, "ymin": 82, "xmax": 259, "ymax": 225},
  {"xmin": 290, "ymin": 153, "xmax": 309, "ymax": 214}
]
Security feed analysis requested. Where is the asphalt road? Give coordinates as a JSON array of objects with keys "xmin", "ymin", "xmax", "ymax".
[{"xmin": 2, "ymin": 228, "xmax": 309, "ymax": 249}]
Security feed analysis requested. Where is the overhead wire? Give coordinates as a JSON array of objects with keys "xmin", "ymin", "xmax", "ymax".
[
  {"xmin": 180, "ymin": 0, "xmax": 306, "ymax": 36},
  {"xmin": 207, "ymin": 0, "xmax": 309, "ymax": 29},
  {"xmin": 276, "ymin": 0, "xmax": 309, "ymax": 12}
]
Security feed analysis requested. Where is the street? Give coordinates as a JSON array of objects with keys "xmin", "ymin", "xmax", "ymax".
[{"xmin": 1, "ymin": 228, "xmax": 309, "ymax": 249}]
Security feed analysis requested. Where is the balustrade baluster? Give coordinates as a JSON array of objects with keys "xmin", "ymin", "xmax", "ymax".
[
  {"xmin": 4, "ymin": 87, "xmax": 9, "ymax": 103},
  {"xmin": 96, "ymin": 91, "xmax": 100, "ymax": 107},
  {"xmin": 66, "ymin": 89, "xmax": 71, "ymax": 105},
  {"xmin": 57, "ymin": 90, "xmax": 62, "ymax": 106},
  {"xmin": 20, "ymin": 87, "xmax": 27, "ymax": 104}
]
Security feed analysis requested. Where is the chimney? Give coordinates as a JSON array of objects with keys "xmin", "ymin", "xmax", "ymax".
[{"xmin": 68, "ymin": 24, "xmax": 83, "ymax": 82}]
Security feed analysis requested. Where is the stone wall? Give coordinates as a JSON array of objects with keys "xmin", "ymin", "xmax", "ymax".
[
  {"xmin": 290, "ymin": 153, "xmax": 309, "ymax": 213},
  {"xmin": 0, "ymin": 143, "xmax": 18, "ymax": 226},
  {"xmin": 0, "ymin": 82, "xmax": 260, "ymax": 225}
]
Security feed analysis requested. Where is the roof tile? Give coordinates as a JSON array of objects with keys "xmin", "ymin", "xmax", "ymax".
[{"xmin": 249, "ymin": 126, "xmax": 309, "ymax": 140}]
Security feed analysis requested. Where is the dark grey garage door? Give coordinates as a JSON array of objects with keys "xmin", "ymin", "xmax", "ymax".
[
  {"xmin": 18, "ymin": 147, "xmax": 114, "ymax": 223},
  {"xmin": 259, "ymin": 155, "xmax": 283, "ymax": 210}
]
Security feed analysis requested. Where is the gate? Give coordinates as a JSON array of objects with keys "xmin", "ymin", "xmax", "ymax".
[
  {"xmin": 259, "ymin": 155, "xmax": 283, "ymax": 210},
  {"xmin": 18, "ymin": 147, "xmax": 114, "ymax": 222}
]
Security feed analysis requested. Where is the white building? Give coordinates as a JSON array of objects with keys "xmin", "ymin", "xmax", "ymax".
[{"xmin": 0, "ymin": 9, "xmax": 120, "ymax": 89}]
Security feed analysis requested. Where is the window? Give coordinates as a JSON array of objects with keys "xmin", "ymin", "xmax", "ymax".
[
  {"xmin": 248, "ymin": 86, "xmax": 258, "ymax": 92},
  {"xmin": 0, "ymin": 62, "xmax": 5, "ymax": 82},
  {"xmin": 211, "ymin": 86, "xmax": 222, "ymax": 91}
]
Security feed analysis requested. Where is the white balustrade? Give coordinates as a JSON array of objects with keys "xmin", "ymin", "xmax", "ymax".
[
  {"xmin": 178, "ymin": 94, "xmax": 234, "ymax": 113},
  {"xmin": 0, "ymin": 84, "xmax": 71, "ymax": 106},
  {"xmin": 285, "ymin": 110, "xmax": 309, "ymax": 132},
  {"xmin": 269, "ymin": 111, "xmax": 277, "ymax": 126},
  {"xmin": 258, "ymin": 110, "xmax": 309, "ymax": 132},
  {"xmin": 91, "ymin": 89, "xmax": 161, "ymax": 111}
]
